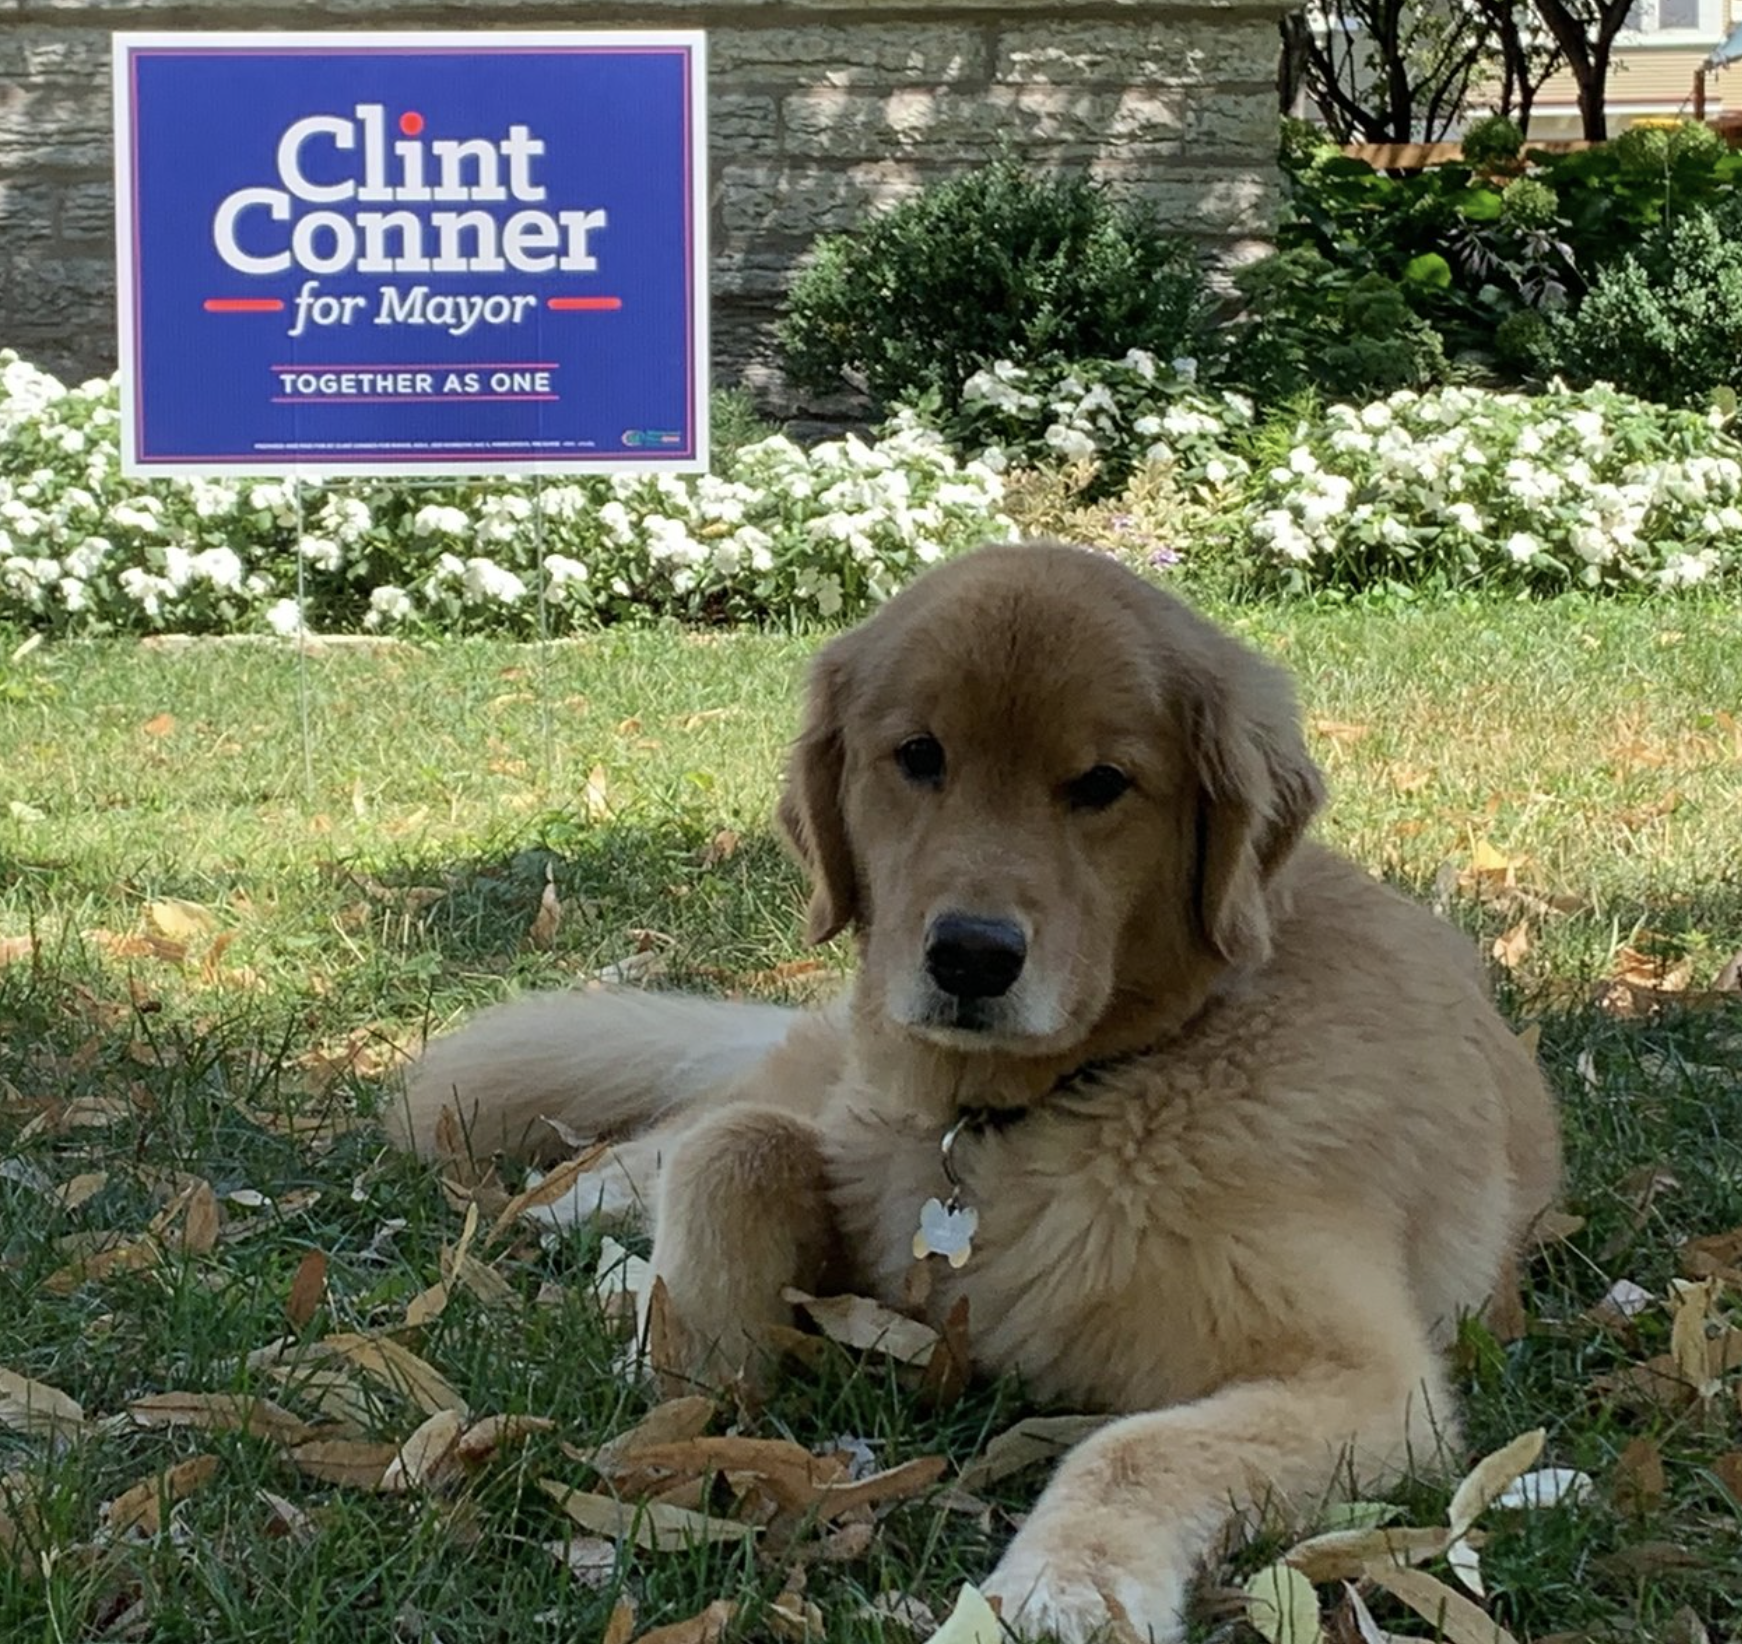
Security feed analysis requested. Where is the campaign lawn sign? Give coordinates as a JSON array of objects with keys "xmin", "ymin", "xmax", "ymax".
[{"xmin": 112, "ymin": 31, "xmax": 708, "ymax": 477}]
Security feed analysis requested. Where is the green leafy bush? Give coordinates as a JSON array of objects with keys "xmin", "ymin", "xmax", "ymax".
[
  {"xmin": 1269, "ymin": 120, "xmax": 1742, "ymax": 383},
  {"xmin": 1223, "ymin": 251, "xmax": 1449, "ymax": 405},
  {"xmin": 1461, "ymin": 115, "xmax": 1524, "ymax": 172},
  {"xmin": 1538, "ymin": 124, "xmax": 1742, "ymax": 272},
  {"xmin": 777, "ymin": 158, "xmax": 1215, "ymax": 411},
  {"xmin": 1551, "ymin": 206, "xmax": 1742, "ymax": 406}
]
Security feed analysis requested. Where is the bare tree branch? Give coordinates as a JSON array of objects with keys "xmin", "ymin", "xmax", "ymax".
[{"xmin": 1527, "ymin": 0, "xmax": 1637, "ymax": 140}]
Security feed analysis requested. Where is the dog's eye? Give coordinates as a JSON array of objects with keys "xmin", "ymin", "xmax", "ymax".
[
  {"xmin": 1066, "ymin": 764, "xmax": 1133, "ymax": 812},
  {"xmin": 895, "ymin": 735, "xmax": 946, "ymax": 786}
]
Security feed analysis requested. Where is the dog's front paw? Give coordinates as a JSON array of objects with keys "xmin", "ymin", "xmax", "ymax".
[{"xmin": 983, "ymin": 1523, "xmax": 1186, "ymax": 1644}]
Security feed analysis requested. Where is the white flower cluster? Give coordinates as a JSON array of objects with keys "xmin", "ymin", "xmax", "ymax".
[
  {"xmin": 0, "ymin": 349, "xmax": 1010, "ymax": 636},
  {"xmin": 944, "ymin": 350, "xmax": 1255, "ymax": 496},
  {"xmin": 1246, "ymin": 383, "xmax": 1742, "ymax": 591}
]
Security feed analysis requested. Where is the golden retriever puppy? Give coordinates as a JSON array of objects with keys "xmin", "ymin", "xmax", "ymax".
[{"xmin": 392, "ymin": 541, "xmax": 1560, "ymax": 1643}]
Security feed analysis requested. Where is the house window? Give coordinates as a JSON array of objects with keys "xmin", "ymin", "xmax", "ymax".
[{"xmin": 1625, "ymin": 0, "xmax": 1717, "ymax": 31}]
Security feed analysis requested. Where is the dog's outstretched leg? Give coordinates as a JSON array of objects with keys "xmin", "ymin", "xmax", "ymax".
[
  {"xmin": 981, "ymin": 1232, "xmax": 1455, "ymax": 1644},
  {"xmin": 646, "ymin": 1105, "xmax": 840, "ymax": 1390}
]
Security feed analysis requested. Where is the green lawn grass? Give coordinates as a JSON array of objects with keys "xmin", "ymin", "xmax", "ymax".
[{"xmin": 2, "ymin": 589, "xmax": 1740, "ymax": 1643}]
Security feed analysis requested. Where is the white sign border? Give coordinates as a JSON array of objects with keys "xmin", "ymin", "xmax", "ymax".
[{"xmin": 112, "ymin": 29, "xmax": 710, "ymax": 480}]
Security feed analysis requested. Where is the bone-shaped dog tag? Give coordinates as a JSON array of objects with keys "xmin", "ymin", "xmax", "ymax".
[{"xmin": 912, "ymin": 1195, "xmax": 978, "ymax": 1268}]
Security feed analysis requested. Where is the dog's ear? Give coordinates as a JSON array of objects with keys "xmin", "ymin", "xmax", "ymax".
[
  {"xmin": 1191, "ymin": 643, "xmax": 1326, "ymax": 968},
  {"xmin": 777, "ymin": 645, "xmax": 861, "ymax": 945}
]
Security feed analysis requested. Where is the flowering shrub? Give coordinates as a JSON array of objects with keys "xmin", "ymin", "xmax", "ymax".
[
  {"xmin": 933, "ymin": 349, "xmax": 1255, "ymax": 499},
  {"xmin": 1243, "ymin": 383, "xmax": 1742, "ymax": 593},
  {"xmin": 0, "ymin": 351, "xmax": 1009, "ymax": 635}
]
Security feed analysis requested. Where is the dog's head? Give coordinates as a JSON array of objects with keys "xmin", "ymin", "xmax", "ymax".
[{"xmin": 777, "ymin": 543, "xmax": 1325, "ymax": 1062}]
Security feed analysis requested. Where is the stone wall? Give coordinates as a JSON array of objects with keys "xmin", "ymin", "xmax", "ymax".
[{"xmin": 0, "ymin": 0, "xmax": 1291, "ymax": 419}]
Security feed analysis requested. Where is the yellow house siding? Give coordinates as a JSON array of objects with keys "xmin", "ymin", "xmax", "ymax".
[{"xmin": 1535, "ymin": 51, "xmax": 1742, "ymax": 113}]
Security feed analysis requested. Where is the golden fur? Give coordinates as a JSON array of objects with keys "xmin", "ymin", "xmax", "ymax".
[{"xmin": 391, "ymin": 542, "xmax": 1561, "ymax": 1642}]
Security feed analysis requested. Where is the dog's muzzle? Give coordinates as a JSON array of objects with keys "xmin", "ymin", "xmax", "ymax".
[{"xmin": 925, "ymin": 913, "xmax": 1028, "ymax": 1001}]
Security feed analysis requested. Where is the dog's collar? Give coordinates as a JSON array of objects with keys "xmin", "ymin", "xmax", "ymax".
[
  {"xmin": 945, "ymin": 1050, "xmax": 1132, "ymax": 1152},
  {"xmin": 916, "ymin": 1051, "xmax": 1144, "ymax": 1268}
]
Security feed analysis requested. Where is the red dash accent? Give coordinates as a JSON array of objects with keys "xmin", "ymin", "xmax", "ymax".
[
  {"xmin": 205, "ymin": 298, "xmax": 285, "ymax": 313},
  {"xmin": 548, "ymin": 296, "xmax": 622, "ymax": 311}
]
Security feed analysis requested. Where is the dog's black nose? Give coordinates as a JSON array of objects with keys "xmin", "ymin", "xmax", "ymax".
[{"xmin": 925, "ymin": 914, "xmax": 1027, "ymax": 1000}]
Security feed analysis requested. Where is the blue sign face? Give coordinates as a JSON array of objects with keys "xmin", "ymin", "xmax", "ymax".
[{"xmin": 113, "ymin": 32, "xmax": 709, "ymax": 476}]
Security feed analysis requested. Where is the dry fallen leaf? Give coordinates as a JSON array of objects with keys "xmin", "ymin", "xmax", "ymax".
[
  {"xmin": 257, "ymin": 1487, "xmax": 316, "ymax": 1542},
  {"xmin": 42, "ymin": 1233, "xmax": 161, "ymax": 1294},
  {"xmin": 1309, "ymin": 719, "xmax": 1371, "ymax": 745},
  {"xmin": 449, "ymin": 1249, "xmax": 520, "ymax": 1310},
  {"xmin": 404, "ymin": 1276, "xmax": 451, "ymax": 1330},
  {"xmin": 455, "ymin": 1412, "xmax": 555, "ymax": 1463},
  {"xmin": 1612, "ymin": 1435, "xmax": 1666, "ymax": 1515},
  {"xmin": 699, "ymin": 829, "xmax": 741, "ymax": 868},
  {"xmin": 1244, "ymin": 1561, "xmax": 1324, "ymax": 1644},
  {"xmin": 1468, "ymin": 840, "xmax": 1516, "ymax": 882},
  {"xmin": 1448, "ymin": 1428, "xmax": 1545, "ymax": 1538},
  {"xmin": 1679, "ymin": 1226, "xmax": 1742, "ymax": 1285},
  {"xmin": 615, "ymin": 1435, "xmax": 844, "ymax": 1513},
  {"xmin": 812, "ymin": 1520, "xmax": 877, "ymax": 1564},
  {"xmin": 583, "ymin": 765, "xmax": 613, "ymax": 822},
  {"xmin": 955, "ymin": 1414, "xmax": 1112, "ymax": 1493},
  {"xmin": 56, "ymin": 1171, "xmax": 109, "ymax": 1211},
  {"xmin": 920, "ymin": 1583, "xmax": 1003, "ymax": 1644},
  {"xmin": 104, "ymin": 1455, "xmax": 220, "ymax": 1536},
  {"xmin": 1712, "ymin": 1450, "xmax": 1742, "ymax": 1505},
  {"xmin": 921, "ymin": 1295, "xmax": 973, "ymax": 1406},
  {"xmin": 646, "ymin": 1274, "xmax": 689, "ymax": 1400},
  {"xmin": 587, "ymin": 1397, "xmax": 717, "ymax": 1471},
  {"xmin": 538, "ymin": 1480, "xmax": 759, "ymax": 1551},
  {"xmin": 526, "ymin": 867, "xmax": 563, "ymax": 952},
  {"xmin": 1284, "ymin": 1525, "xmax": 1472, "ymax": 1584},
  {"xmin": 314, "ymin": 1334, "xmax": 468, "ymax": 1418},
  {"xmin": 0, "ymin": 1367, "xmax": 86, "ymax": 1437},
  {"xmin": 267, "ymin": 1363, "xmax": 379, "ymax": 1432},
  {"xmin": 1669, "ymin": 1277, "xmax": 1725, "ymax": 1399},
  {"xmin": 1365, "ymin": 1563, "xmax": 1521, "ymax": 1644},
  {"xmin": 55, "ymin": 1094, "xmax": 134, "ymax": 1132},
  {"xmin": 1589, "ymin": 1351, "xmax": 1701, "ymax": 1414},
  {"xmin": 127, "ymin": 1391, "xmax": 312, "ymax": 1444},
  {"xmin": 289, "ymin": 1438, "xmax": 399, "ymax": 1489},
  {"xmin": 545, "ymin": 1534, "xmax": 618, "ymax": 1587},
  {"xmin": 1610, "ymin": 941, "xmax": 1693, "ymax": 994},
  {"xmin": 1342, "ymin": 1582, "xmax": 1414, "ymax": 1644},
  {"xmin": 287, "ymin": 1249, "xmax": 328, "ymax": 1329},
  {"xmin": 635, "ymin": 1599, "xmax": 737, "ymax": 1644},
  {"xmin": 784, "ymin": 1290, "xmax": 939, "ymax": 1367},
  {"xmin": 175, "ymin": 1178, "xmax": 222, "ymax": 1255},
  {"xmin": 381, "ymin": 1407, "xmax": 465, "ymax": 1493},
  {"xmin": 1530, "ymin": 1208, "xmax": 1585, "ymax": 1250},
  {"xmin": 800, "ymin": 1455, "xmax": 946, "ymax": 1524},
  {"xmin": 144, "ymin": 898, "xmax": 217, "ymax": 943},
  {"xmin": 487, "ymin": 1143, "xmax": 609, "ymax": 1245},
  {"xmin": 602, "ymin": 1595, "xmax": 638, "ymax": 1644},
  {"xmin": 1490, "ymin": 921, "xmax": 1531, "ymax": 971}
]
